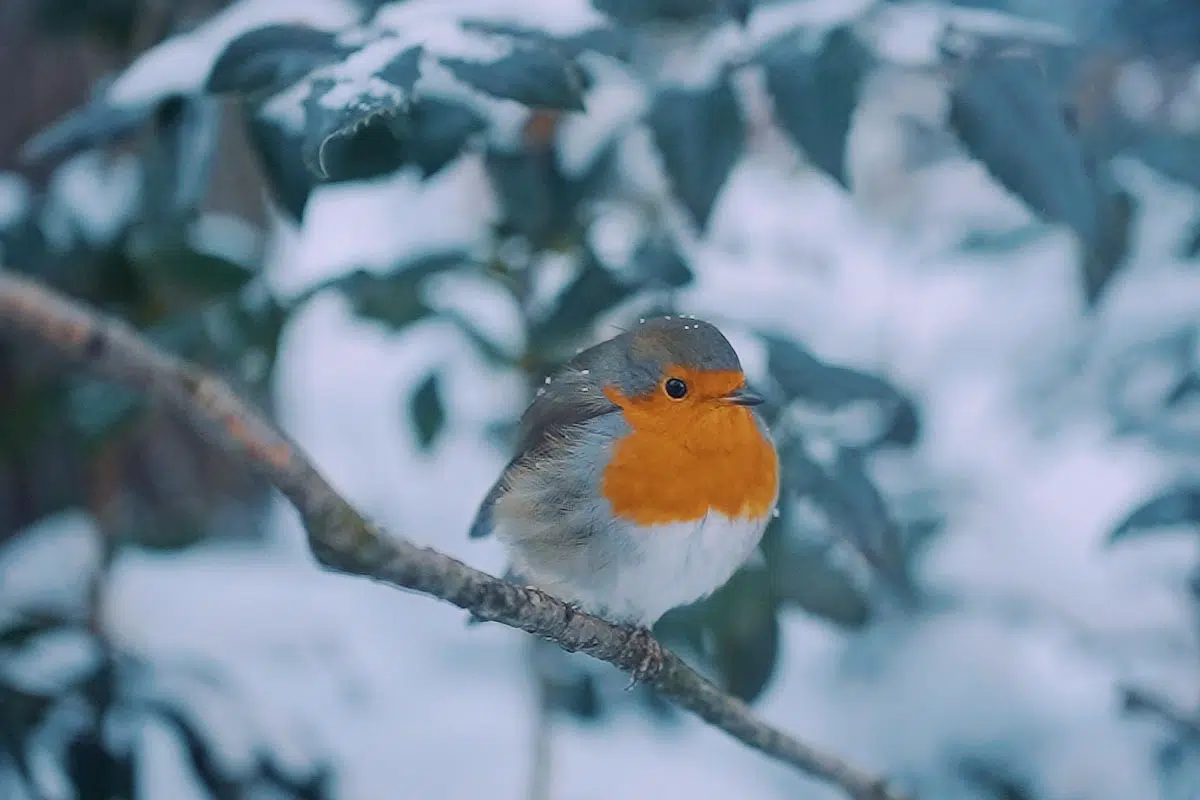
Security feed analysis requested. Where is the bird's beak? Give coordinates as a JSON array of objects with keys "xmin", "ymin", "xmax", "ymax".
[{"xmin": 724, "ymin": 387, "xmax": 764, "ymax": 406}]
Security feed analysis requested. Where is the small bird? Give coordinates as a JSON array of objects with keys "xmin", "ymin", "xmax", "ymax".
[{"xmin": 469, "ymin": 316, "xmax": 779, "ymax": 675}]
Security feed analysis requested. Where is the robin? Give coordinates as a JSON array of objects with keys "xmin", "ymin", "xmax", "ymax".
[{"xmin": 469, "ymin": 316, "xmax": 779, "ymax": 677}]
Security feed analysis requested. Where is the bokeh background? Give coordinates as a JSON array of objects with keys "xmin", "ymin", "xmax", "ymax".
[{"xmin": 2, "ymin": 0, "xmax": 1200, "ymax": 798}]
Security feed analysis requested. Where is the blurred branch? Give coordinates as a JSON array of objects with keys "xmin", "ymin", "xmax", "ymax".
[{"xmin": 0, "ymin": 271, "xmax": 905, "ymax": 800}]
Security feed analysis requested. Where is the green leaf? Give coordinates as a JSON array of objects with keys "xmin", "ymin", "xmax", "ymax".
[
  {"xmin": 1081, "ymin": 181, "xmax": 1135, "ymax": 307},
  {"xmin": 133, "ymin": 246, "xmax": 256, "ymax": 298},
  {"xmin": 66, "ymin": 380, "xmax": 142, "ymax": 444},
  {"xmin": 297, "ymin": 46, "xmax": 423, "ymax": 180},
  {"xmin": 409, "ymin": 371, "xmax": 446, "ymax": 451},
  {"xmin": 702, "ymin": 566, "xmax": 781, "ymax": 703},
  {"xmin": 441, "ymin": 310, "xmax": 516, "ymax": 367},
  {"xmin": 244, "ymin": 112, "xmax": 314, "ymax": 222},
  {"xmin": 647, "ymin": 72, "xmax": 746, "ymax": 231},
  {"xmin": 529, "ymin": 247, "xmax": 637, "ymax": 353},
  {"xmin": 761, "ymin": 518, "xmax": 871, "ymax": 629},
  {"xmin": 632, "ymin": 232, "xmax": 693, "ymax": 289},
  {"xmin": 1109, "ymin": 486, "xmax": 1200, "ymax": 544},
  {"xmin": 760, "ymin": 26, "xmax": 872, "ymax": 188},
  {"xmin": 207, "ymin": 25, "xmax": 347, "ymax": 97},
  {"xmin": 319, "ymin": 252, "xmax": 468, "ymax": 329},
  {"xmin": 438, "ymin": 38, "xmax": 587, "ymax": 112},
  {"xmin": 764, "ymin": 334, "xmax": 919, "ymax": 448},
  {"xmin": 949, "ymin": 54, "xmax": 1098, "ymax": 244}
]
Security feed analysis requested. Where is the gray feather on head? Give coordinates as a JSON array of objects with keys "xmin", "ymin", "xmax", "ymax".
[{"xmin": 568, "ymin": 316, "xmax": 744, "ymax": 399}]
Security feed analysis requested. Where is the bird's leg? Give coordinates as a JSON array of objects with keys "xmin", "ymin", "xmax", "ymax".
[{"xmin": 619, "ymin": 625, "xmax": 665, "ymax": 688}]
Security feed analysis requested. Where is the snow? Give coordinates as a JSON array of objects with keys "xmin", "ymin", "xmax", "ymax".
[
  {"xmin": 106, "ymin": 0, "xmax": 361, "ymax": 108},
  {"xmin": 39, "ymin": 151, "xmax": 142, "ymax": 251},
  {"xmin": 0, "ymin": 511, "xmax": 102, "ymax": 630},
  {"xmin": 5, "ymin": 1, "xmax": 1200, "ymax": 799}
]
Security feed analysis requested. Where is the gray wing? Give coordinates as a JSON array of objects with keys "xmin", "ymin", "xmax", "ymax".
[{"xmin": 467, "ymin": 349, "xmax": 621, "ymax": 539}]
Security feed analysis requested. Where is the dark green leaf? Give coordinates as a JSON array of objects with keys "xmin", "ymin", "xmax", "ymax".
[
  {"xmin": 244, "ymin": 112, "xmax": 314, "ymax": 222},
  {"xmin": 1179, "ymin": 214, "xmax": 1200, "ymax": 259},
  {"xmin": 0, "ymin": 613, "xmax": 76, "ymax": 648},
  {"xmin": 593, "ymin": 0, "xmax": 727, "ymax": 25},
  {"xmin": 410, "ymin": 371, "xmax": 446, "ymax": 451},
  {"xmin": 207, "ymin": 25, "xmax": 346, "ymax": 96},
  {"xmin": 459, "ymin": 19, "xmax": 631, "ymax": 63},
  {"xmin": 406, "ymin": 98, "xmax": 487, "ymax": 178},
  {"xmin": 782, "ymin": 443, "xmax": 913, "ymax": 599},
  {"xmin": 632, "ymin": 232, "xmax": 693, "ymax": 288},
  {"xmin": 441, "ymin": 310, "xmax": 516, "ymax": 366},
  {"xmin": 438, "ymin": 39, "xmax": 587, "ymax": 111},
  {"xmin": 145, "ymin": 95, "xmax": 221, "ymax": 228},
  {"xmin": 760, "ymin": 26, "xmax": 872, "ymax": 187},
  {"xmin": 530, "ymin": 248, "xmax": 636, "ymax": 350},
  {"xmin": 22, "ymin": 101, "xmax": 150, "ymax": 165},
  {"xmin": 1109, "ymin": 487, "xmax": 1200, "ymax": 544},
  {"xmin": 702, "ymin": 566, "xmax": 780, "ymax": 703},
  {"xmin": 1082, "ymin": 182, "xmax": 1135, "ymax": 306},
  {"xmin": 762, "ymin": 519, "xmax": 871, "ymax": 629},
  {"xmin": 958, "ymin": 759, "xmax": 1037, "ymax": 800},
  {"xmin": 67, "ymin": 733, "xmax": 136, "ymax": 800},
  {"xmin": 316, "ymin": 251, "xmax": 467, "ymax": 328},
  {"xmin": 648, "ymin": 74, "xmax": 745, "ymax": 231},
  {"xmin": 764, "ymin": 334, "xmax": 919, "ymax": 448},
  {"xmin": 298, "ymin": 46, "xmax": 423, "ymax": 179},
  {"xmin": 67, "ymin": 380, "xmax": 142, "ymax": 443},
  {"xmin": 133, "ymin": 247, "xmax": 255, "ymax": 297},
  {"xmin": 949, "ymin": 55, "xmax": 1098, "ymax": 243}
]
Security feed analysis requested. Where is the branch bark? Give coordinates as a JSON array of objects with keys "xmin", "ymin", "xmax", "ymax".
[{"xmin": 0, "ymin": 271, "xmax": 905, "ymax": 800}]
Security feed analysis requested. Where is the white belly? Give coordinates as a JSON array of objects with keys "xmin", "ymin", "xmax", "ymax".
[{"xmin": 577, "ymin": 511, "xmax": 770, "ymax": 626}]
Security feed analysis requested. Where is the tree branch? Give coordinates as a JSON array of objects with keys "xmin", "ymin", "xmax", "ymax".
[{"xmin": 0, "ymin": 271, "xmax": 905, "ymax": 800}]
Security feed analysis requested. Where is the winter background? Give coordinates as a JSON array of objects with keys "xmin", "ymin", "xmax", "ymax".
[{"xmin": 1, "ymin": 0, "xmax": 1199, "ymax": 799}]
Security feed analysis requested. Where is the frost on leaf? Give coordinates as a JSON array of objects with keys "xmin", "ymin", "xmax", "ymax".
[{"xmin": 231, "ymin": 13, "xmax": 609, "ymax": 186}]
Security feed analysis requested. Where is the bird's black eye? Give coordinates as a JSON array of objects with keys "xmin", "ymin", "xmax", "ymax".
[{"xmin": 664, "ymin": 377, "xmax": 688, "ymax": 399}]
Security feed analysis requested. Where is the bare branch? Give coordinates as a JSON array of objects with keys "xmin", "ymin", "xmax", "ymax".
[{"xmin": 0, "ymin": 271, "xmax": 906, "ymax": 800}]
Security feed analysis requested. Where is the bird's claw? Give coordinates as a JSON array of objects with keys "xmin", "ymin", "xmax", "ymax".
[{"xmin": 620, "ymin": 625, "xmax": 665, "ymax": 688}]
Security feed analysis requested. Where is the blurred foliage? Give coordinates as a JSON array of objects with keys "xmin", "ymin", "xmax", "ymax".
[{"xmin": 3, "ymin": 0, "xmax": 1200, "ymax": 797}]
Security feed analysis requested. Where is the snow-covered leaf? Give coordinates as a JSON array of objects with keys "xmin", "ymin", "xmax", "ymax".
[
  {"xmin": 949, "ymin": 54, "xmax": 1098, "ymax": 244},
  {"xmin": 207, "ymin": 24, "xmax": 350, "ymax": 97},
  {"xmin": 648, "ymin": 73, "xmax": 745, "ymax": 231},
  {"xmin": 760, "ymin": 26, "xmax": 872, "ymax": 188},
  {"xmin": 296, "ymin": 45, "xmax": 424, "ymax": 179},
  {"xmin": 438, "ymin": 26, "xmax": 590, "ymax": 110}
]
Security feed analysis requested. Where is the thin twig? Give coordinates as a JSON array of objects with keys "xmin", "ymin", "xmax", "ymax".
[{"xmin": 0, "ymin": 272, "xmax": 905, "ymax": 800}]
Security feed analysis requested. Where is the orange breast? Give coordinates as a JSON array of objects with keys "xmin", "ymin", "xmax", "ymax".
[{"xmin": 600, "ymin": 378, "xmax": 779, "ymax": 527}]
